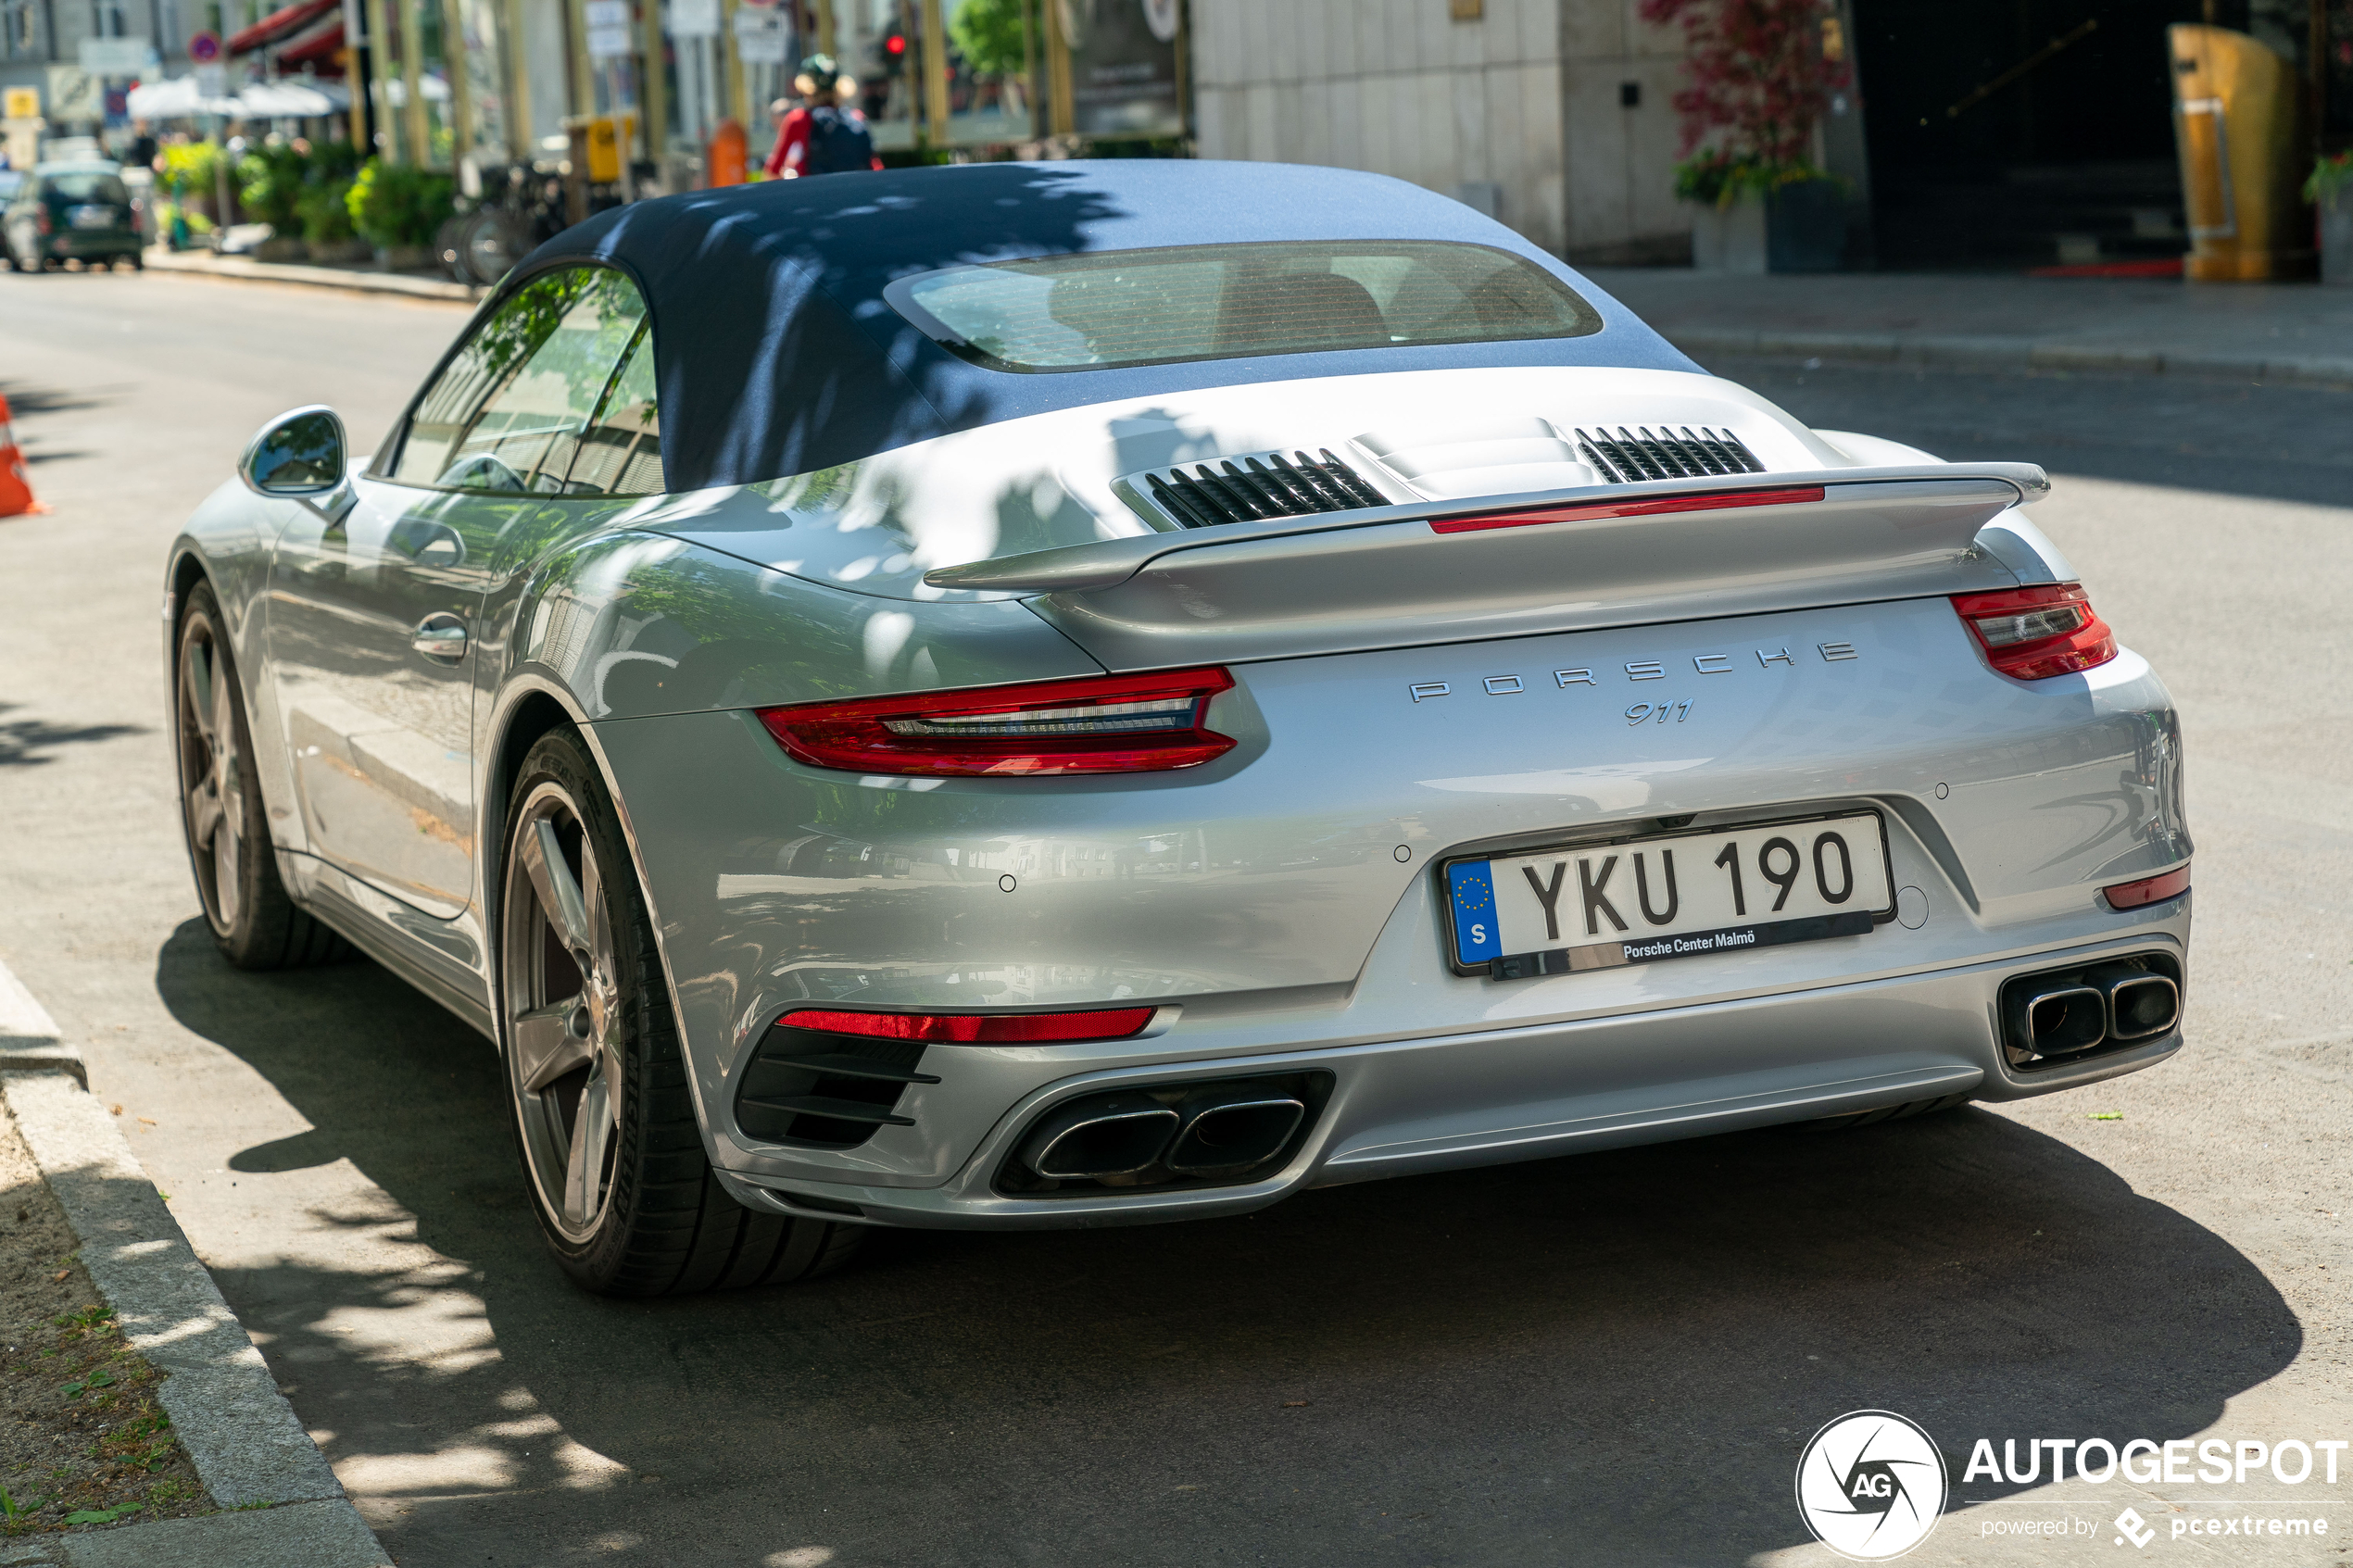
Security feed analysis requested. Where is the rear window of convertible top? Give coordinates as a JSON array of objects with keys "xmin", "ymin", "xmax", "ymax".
[{"xmin": 883, "ymin": 240, "xmax": 1604, "ymax": 374}]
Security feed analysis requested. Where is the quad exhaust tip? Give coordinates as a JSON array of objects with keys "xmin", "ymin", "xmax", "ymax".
[
  {"xmin": 2001, "ymin": 953, "xmax": 2181, "ymax": 1069},
  {"xmin": 1004, "ymin": 1073, "xmax": 1327, "ymax": 1193}
]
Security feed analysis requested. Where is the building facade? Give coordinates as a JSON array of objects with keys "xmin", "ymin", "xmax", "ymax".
[{"xmin": 1189, "ymin": 0, "xmax": 1701, "ymax": 265}]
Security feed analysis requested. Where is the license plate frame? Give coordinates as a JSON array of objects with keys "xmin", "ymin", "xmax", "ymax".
[{"xmin": 1438, "ymin": 809, "xmax": 1897, "ymax": 981}]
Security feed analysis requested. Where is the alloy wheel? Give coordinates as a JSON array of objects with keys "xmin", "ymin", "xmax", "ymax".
[
  {"xmin": 176, "ymin": 621, "xmax": 245, "ymax": 933},
  {"xmin": 503, "ymin": 783, "xmax": 627, "ymax": 1242}
]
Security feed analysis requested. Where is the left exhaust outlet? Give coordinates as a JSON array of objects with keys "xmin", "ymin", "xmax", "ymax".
[
  {"xmin": 1000, "ymin": 1072, "xmax": 1333, "ymax": 1196},
  {"xmin": 1016, "ymin": 1093, "xmax": 1180, "ymax": 1180}
]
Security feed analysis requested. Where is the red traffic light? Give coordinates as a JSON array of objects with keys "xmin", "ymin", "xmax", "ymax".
[{"xmin": 884, "ymin": 31, "xmax": 905, "ymax": 54}]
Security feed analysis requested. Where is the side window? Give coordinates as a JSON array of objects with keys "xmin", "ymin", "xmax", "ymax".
[
  {"xmin": 560, "ymin": 326, "xmax": 663, "ymax": 496},
  {"xmin": 388, "ymin": 267, "xmax": 649, "ymax": 494}
]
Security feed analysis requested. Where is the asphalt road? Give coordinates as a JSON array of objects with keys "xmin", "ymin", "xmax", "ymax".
[{"xmin": 1, "ymin": 270, "xmax": 2347, "ymax": 1567}]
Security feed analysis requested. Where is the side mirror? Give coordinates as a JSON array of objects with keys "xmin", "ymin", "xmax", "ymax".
[{"xmin": 240, "ymin": 406, "xmax": 347, "ymax": 497}]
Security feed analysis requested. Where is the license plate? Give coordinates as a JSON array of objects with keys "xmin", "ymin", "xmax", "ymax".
[
  {"xmin": 1442, "ymin": 810, "xmax": 1894, "ymax": 979},
  {"xmin": 68, "ymin": 205, "xmax": 119, "ymax": 230}
]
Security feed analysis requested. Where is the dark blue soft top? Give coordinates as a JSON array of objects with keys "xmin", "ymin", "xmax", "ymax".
[{"xmin": 525, "ymin": 160, "xmax": 1697, "ymax": 493}]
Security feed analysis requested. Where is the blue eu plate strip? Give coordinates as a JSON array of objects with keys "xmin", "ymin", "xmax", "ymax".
[{"xmin": 1447, "ymin": 859, "xmax": 1501, "ymax": 965}]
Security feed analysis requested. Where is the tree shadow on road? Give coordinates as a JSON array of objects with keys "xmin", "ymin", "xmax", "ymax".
[
  {"xmin": 0, "ymin": 706, "xmax": 147, "ymax": 766},
  {"xmin": 154, "ymin": 918, "xmax": 2297, "ymax": 1568}
]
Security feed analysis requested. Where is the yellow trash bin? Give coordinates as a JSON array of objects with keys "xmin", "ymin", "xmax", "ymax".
[{"xmin": 2169, "ymin": 24, "xmax": 2315, "ymax": 282}]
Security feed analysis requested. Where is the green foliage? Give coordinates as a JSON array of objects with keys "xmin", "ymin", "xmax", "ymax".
[
  {"xmin": 2309, "ymin": 151, "xmax": 2353, "ymax": 205},
  {"xmin": 61, "ymin": 1503, "xmax": 139, "ymax": 1525},
  {"xmin": 297, "ymin": 177, "xmax": 356, "ymax": 244},
  {"xmin": 950, "ymin": 0, "xmax": 1028, "ymax": 76},
  {"xmin": 346, "ymin": 157, "xmax": 455, "ymax": 248},
  {"xmin": 237, "ymin": 143, "xmax": 309, "ymax": 231},
  {"xmin": 157, "ymin": 141, "xmax": 220, "ymax": 199},
  {"xmin": 1672, "ymin": 147, "xmax": 1840, "ymax": 207}
]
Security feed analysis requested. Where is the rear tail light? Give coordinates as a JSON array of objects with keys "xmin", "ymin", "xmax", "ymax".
[
  {"xmin": 1429, "ymin": 485, "xmax": 1825, "ymax": 533},
  {"xmin": 777, "ymin": 1008, "xmax": 1156, "ymax": 1043},
  {"xmin": 756, "ymin": 667, "xmax": 1237, "ymax": 777},
  {"xmin": 1950, "ymin": 583, "xmax": 2117, "ymax": 680},
  {"xmin": 2102, "ymin": 865, "xmax": 2190, "ymax": 910}
]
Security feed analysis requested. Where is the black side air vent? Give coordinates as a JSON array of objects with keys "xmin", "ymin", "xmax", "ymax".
[
  {"xmin": 1571, "ymin": 426, "xmax": 1764, "ymax": 483},
  {"xmin": 733, "ymin": 1020, "xmax": 942, "ymax": 1150},
  {"xmin": 1140, "ymin": 449, "xmax": 1389, "ymax": 529}
]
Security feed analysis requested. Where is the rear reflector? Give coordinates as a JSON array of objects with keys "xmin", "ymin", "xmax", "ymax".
[
  {"xmin": 777, "ymin": 1008, "xmax": 1157, "ymax": 1043},
  {"xmin": 757, "ymin": 668, "xmax": 1237, "ymax": 776},
  {"xmin": 1950, "ymin": 583, "xmax": 2118, "ymax": 680},
  {"xmin": 1428, "ymin": 484, "xmax": 1826, "ymax": 533},
  {"xmin": 2102, "ymin": 866, "xmax": 2190, "ymax": 910}
]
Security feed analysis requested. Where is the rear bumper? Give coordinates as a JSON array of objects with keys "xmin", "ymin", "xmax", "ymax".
[
  {"xmin": 715, "ymin": 908, "xmax": 2187, "ymax": 1231},
  {"xmin": 49, "ymin": 232, "xmax": 140, "ymax": 257}
]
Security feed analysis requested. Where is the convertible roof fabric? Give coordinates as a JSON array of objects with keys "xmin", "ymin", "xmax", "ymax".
[{"xmin": 522, "ymin": 160, "xmax": 1700, "ymax": 495}]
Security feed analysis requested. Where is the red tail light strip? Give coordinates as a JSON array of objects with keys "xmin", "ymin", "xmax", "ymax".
[
  {"xmin": 2102, "ymin": 867, "xmax": 2190, "ymax": 910},
  {"xmin": 756, "ymin": 667, "xmax": 1237, "ymax": 777},
  {"xmin": 777, "ymin": 1008, "xmax": 1157, "ymax": 1044},
  {"xmin": 1428, "ymin": 485, "xmax": 1827, "ymax": 534},
  {"xmin": 1949, "ymin": 583, "xmax": 2119, "ymax": 681}
]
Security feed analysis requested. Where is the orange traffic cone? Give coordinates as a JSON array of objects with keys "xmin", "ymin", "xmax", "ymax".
[{"xmin": 0, "ymin": 391, "xmax": 50, "ymax": 517}]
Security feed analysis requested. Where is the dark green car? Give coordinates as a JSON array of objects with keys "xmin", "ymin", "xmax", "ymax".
[{"xmin": 3, "ymin": 162, "xmax": 144, "ymax": 271}]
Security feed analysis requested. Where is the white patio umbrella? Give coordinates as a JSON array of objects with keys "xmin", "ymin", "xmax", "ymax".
[
  {"xmin": 126, "ymin": 75, "xmax": 245, "ymax": 119},
  {"xmin": 233, "ymin": 80, "xmax": 338, "ymax": 117}
]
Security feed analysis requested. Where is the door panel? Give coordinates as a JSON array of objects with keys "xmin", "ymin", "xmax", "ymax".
[{"xmin": 267, "ymin": 479, "xmax": 544, "ymax": 918}]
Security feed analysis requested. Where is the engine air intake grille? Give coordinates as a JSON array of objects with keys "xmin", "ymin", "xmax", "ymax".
[
  {"xmin": 1143, "ymin": 449, "xmax": 1388, "ymax": 529},
  {"xmin": 733, "ymin": 1020, "xmax": 942, "ymax": 1150},
  {"xmin": 1572, "ymin": 426, "xmax": 1764, "ymax": 484}
]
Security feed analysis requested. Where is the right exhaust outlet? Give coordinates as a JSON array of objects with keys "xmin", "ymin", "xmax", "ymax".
[
  {"xmin": 1999, "ymin": 952, "xmax": 2183, "ymax": 1070},
  {"xmin": 1164, "ymin": 1086, "xmax": 1307, "ymax": 1176},
  {"xmin": 2085, "ymin": 961, "xmax": 2180, "ymax": 1042}
]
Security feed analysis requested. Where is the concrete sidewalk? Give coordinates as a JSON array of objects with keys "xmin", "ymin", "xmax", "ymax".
[
  {"xmin": 144, "ymin": 248, "xmax": 481, "ymax": 306},
  {"xmin": 1583, "ymin": 267, "xmax": 2353, "ymax": 387},
  {"xmin": 1, "ymin": 963, "xmax": 390, "ymax": 1568}
]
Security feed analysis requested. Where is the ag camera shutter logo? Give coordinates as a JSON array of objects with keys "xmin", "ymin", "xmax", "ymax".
[{"xmin": 1795, "ymin": 1410, "xmax": 1950, "ymax": 1561}]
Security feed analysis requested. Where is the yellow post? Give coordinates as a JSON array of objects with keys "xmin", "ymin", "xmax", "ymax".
[
  {"xmin": 1043, "ymin": 0, "xmax": 1073, "ymax": 138},
  {"xmin": 504, "ymin": 0, "xmax": 532, "ymax": 159},
  {"xmin": 399, "ymin": 0, "xmax": 430, "ymax": 165},
  {"xmin": 2170, "ymin": 23, "xmax": 2315, "ymax": 281},
  {"xmin": 568, "ymin": 0, "xmax": 597, "ymax": 125},
  {"xmin": 721, "ymin": 0, "xmax": 746, "ymax": 128},
  {"xmin": 364, "ymin": 0, "xmax": 399, "ymax": 157},
  {"xmin": 815, "ymin": 0, "xmax": 833, "ymax": 57},
  {"xmin": 918, "ymin": 0, "xmax": 949, "ymax": 146},
  {"xmin": 442, "ymin": 0, "xmax": 473, "ymax": 167},
  {"xmin": 640, "ymin": 0, "xmax": 666, "ymax": 160}
]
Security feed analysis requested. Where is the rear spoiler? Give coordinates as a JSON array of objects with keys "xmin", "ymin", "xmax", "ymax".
[
  {"xmin": 925, "ymin": 464, "xmax": 2050, "ymax": 594},
  {"xmin": 922, "ymin": 463, "xmax": 2052, "ymax": 669}
]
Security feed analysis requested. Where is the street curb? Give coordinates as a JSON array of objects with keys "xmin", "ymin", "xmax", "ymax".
[
  {"xmin": 143, "ymin": 248, "xmax": 483, "ymax": 306},
  {"xmin": 0, "ymin": 960, "xmax": 82, "ymax": 1086},
  {"xmin": 0, "ymin": 959, "xmax": 390, "ymax": 1566},
  {"xmin": 1665, "ymin": 326, "xmax": 2353, "ymax": 389}
]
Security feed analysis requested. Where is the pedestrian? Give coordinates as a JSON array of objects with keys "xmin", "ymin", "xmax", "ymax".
[
  {"xmin": 762, "ymin": 54, "xmax": 881, "ymax": 178},
  {"xmin": 124, "ymin": 119, "xmax": 159, "ymax": 172}
]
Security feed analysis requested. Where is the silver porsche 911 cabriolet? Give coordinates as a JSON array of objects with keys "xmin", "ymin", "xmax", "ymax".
[{"xmin": 167, "ymin": 161, "xmax": 2189, "ymax": 1296}]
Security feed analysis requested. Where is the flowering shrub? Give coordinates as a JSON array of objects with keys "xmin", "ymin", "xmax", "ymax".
[
  {"xmin": 2309, "ymin": 151, "xmax": 2353, "ymax": 204},
  {"xmin": 1641, "ymin": 0, "xmax": 1850, "ymax": 202}
]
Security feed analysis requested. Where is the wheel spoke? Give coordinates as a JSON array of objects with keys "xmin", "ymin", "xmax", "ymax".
[
  {"xmin": 182, "ymin": 642, "xmax": 217, "ymax": 749},
  {"xmin": 563, "ymin": 1065, "xmax": 612, "ymax": 1225},
  {"xmin": 520, "ymin": 817, "xmax": 593, "ymax": 960},
  {"xmin": 581, "ymin": 847, "xmax": 615, "ymax": 988},
  {"xmin": 212, "ymin": 802, "xmax": 243, "ymax": 925},
  {"xmin": 513, "ymin": 1000, "xmax": 592, "ymax": 1092},
  {"xmin": 187, "ymin": 777, "xmax": 224, "ymax": 850}
]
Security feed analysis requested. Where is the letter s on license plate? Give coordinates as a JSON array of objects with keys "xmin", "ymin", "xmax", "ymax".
[{"xmin": 1441, "ymin": 810, "xmax": 1894, "ymax": 979}]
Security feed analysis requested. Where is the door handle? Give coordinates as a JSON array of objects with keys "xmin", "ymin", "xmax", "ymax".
[{"xmin": 411, "ymin": 614, "xmax": 469, "ymax": 662}]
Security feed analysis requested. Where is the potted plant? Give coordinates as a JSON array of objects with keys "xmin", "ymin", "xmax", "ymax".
[
  {"xmin": 346, "ymin": 157, "xmax": 455, "ymax": 270},
  {"xmin": 2311, "ymin": 152, "xmax": 2353, "ymax": 288},
  {"xmin": 1642, "ymin": 0, "xmax": 1853, "ymax": 272},
  {"xmin": 238, "ymin": 143, "xmax": 310, "ymax": 262}
]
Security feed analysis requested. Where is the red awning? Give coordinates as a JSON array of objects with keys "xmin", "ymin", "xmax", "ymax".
[
  {"xmin": 227, "ymin": 0, "xmax": 338, "ymax": 56},
  {"xmin": 272, "ymin": 12, "xmax": 346, "ymax": 71}
]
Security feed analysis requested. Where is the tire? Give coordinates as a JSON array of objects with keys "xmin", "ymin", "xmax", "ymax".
[
  {"xmin": 174, "ymin": 583, "xmax": 352, "ymax": 969},
  {"xmin": 498, "ymin": 728, "xmax": 863, "ymax": 1297},
  {"xmin": 128, "ymin": 250, "xmax": 144, "ymax": 271},
  {"xmin": 1803, "ymin": 1092, "xmax": 1974, "ymax": 1132}
]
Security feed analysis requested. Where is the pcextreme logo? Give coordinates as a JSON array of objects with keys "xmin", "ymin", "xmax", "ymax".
[{"xmin": 1795, "ymin": 1410, "xmax": 1950, "ymax": 1561}]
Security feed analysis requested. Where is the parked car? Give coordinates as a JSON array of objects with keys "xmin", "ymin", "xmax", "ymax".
[
  {"xmin": 3, "ymin": 161, "xmax": 145, "ymax": 271},
  {"xmin": 164, "ymin": 162, "xmax": 2191, "ymax": 1297}
]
